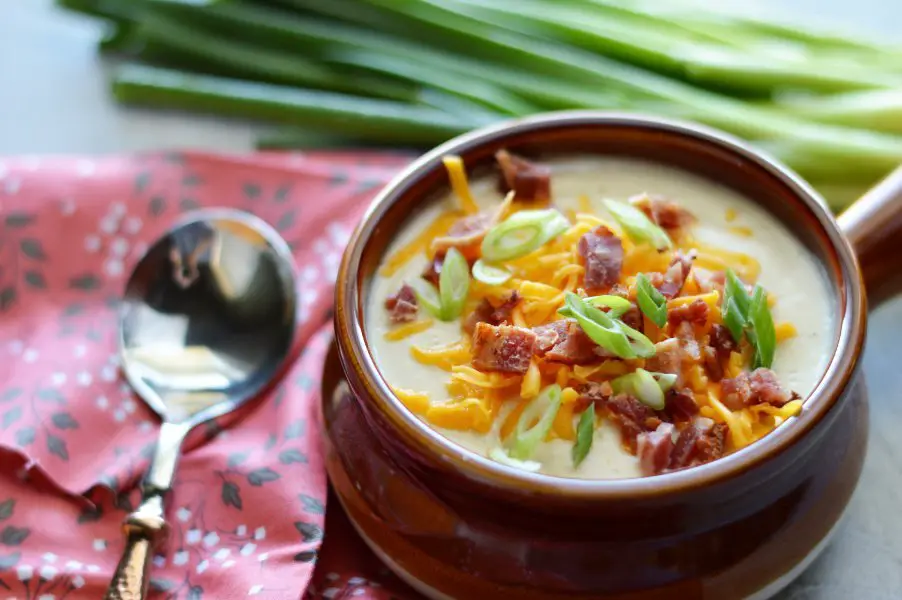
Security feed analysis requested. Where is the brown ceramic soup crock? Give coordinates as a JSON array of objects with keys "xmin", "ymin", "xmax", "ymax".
[{"xmin": 324, "ymin": 112, "xmax": 902, "ymax": 599}]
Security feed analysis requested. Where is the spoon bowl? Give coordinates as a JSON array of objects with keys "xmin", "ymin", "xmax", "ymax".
[
  {"xmin": 104, "ymin": 208, "xmax": 297, "ymax": 599},
  {"xmin": 119, "ymin": 208, "xmax": 297, "ymax": 424}
]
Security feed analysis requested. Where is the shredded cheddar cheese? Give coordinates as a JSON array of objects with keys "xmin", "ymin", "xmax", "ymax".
[
  {"xmin": 383, "ymin": 318, "xmax": 433, "ymax": 341},
  {"xmin": 442, "ymin": 155, "xmax": 479, "ymax": 214},
  {"xmin": 380, "ymin": 211, "xmax": 463, "ymax": 276},
  {"xmin": 728, "ymin": 226, "xmax": 754, "ymax": 237},
  {"xmin": 391, "ymin": 387, "xmax": 430, "ymax": 415}
]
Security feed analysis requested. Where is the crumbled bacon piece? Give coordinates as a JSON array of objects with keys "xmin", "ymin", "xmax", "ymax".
[
  {"xmin": 495, "ymin": 149, "xmax": 551, "ymax": 204},
  {"xmin": 384, "ymin": 283, "xmax": 418, "ymax": 323},
  {"xmin": 621, "ymin": 303, "xmax": 644, "ymax": 332},
  {"xmin": 422, "ymin": 254, "xmax": 444, "ymax": 286},
  {"xmin": 668, "ymin": 298, "xmax": 709, "ymax": 327},
  {"xmin": 574, "ymin": 381, "xmax": 614, "ymax": 413},
  {"xmin": 663, "ymin": 387, "xmax": 699, "ymax": 422},
  {"xmin": 463, "ymin": 291, "xmax": 522, "ymax": 333},
  {"xmin": 720, "ymin": 368, "xmax": 793, "ymax": 411},
  {"xmin": 632, "ymin": 194, "xmax": 695, "ymax": 231},
  {"xmin": 605, "ymin": 394, "xmax": 662, "ymax": 452},
  {"xmin": 703, "ymin": 346, "xmax": 724, "ymax": 382},
  {"xmin": 693, "ymin": 269, "xmax": 724, "ymax": 294},
  {"xmin": 708, "ymin": 324, "xmax": 737, "ymax": 359},
  {"xmin": 431, "ymin": 211, "xmax": 496, "ymax": 261},
  {"xmin": 609, "ymin": 283, "xmax": 629, "ymax": 298},
  {"xmin": 644, "ymin": 338, "xmax": 682, "ymax": 383},
  {"xmin": 637, "ymin": 422, "xmax": 675, "ymax": 476},
  {"xmin": 532, "ymin": 319, "xmax": 612, "ymax": 364},
  {"xmin": 657, "ymin": 251, "xmax": 695, "ymax": 299},
  {"xmin": 668, "ymin": 417, "xmax": 727, "ymax": 470},
  {"xmin": 578, "ymin": 226, "xmax": 624, "ymax": 292},
  {"xmin": 471, "ymin": 323, "xmax": 536, "ymax": 374},
  {"xmin": 674, "ymin": 321, "xmax": 702, "ymax": 363}
]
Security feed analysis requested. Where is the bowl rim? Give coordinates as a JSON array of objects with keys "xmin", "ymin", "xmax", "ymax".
[{"xmin": 335, "ymin": 110, "xmax": 866, "ymax": 500}]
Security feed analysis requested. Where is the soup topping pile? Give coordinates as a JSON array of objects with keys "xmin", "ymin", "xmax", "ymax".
[{"xmin": 381, "ymin": 152, "xmax": 802, "ymax": 477}]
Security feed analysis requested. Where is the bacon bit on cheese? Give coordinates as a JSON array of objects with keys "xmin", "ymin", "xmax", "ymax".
[{"xmin": 384, "ymin": 318, "xmax": 433, "ymax": 341}]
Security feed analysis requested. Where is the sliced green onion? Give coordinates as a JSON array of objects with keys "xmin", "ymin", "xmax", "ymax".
[
  {"xmin": 438, "ymin": 247, "xmax": 470, "ymax": 321},
  {"xmin": 407, "ymin": 278, "xmax": 443, "ymax": 318},
  {"xmin": 648, "ymin": 372, "xmax": 678, "ymax": 393},
  {"xmin": 471, "ymin": 258, "xmax": 512, "ymax": 285},
  {"xmin": 636, "ymin": 273, "xmax": 667, "ymax": 327},
  {"xmin": 618, "ymin": 320, "xmax": 657, "ymax": 358},
  {"xmin": 586, "ymin": 294, "xmax": 632, "ymax": 317},
  {"xmin": 572, "ymin": 403, "xmax": 595, "ymax": 467},
  {"xmin": 722, "ymin": 297, "xmax": 746, "ymax": 343},
  {"xmin": 747, "ymin": 285, "xmax": 777, "ymax": 369},
  {"xmin": 509, "ymin": 384, "xmax": 562, "ymax": 460},
  {"xmin": 558, "ymin": 294, "xmax": 630, "ymax": 318},
  {"xmin": 722, "ymin": 269, "xmax": 752, "ymax": 343},
  {"xmin": 489, "ymin": 447, "xmax": 541, "ymax": 472},
  {"xmin": 611, "ymin": 368, "xmax": 666, "ymax": 410},
  {"xmin": 561, "ymin": 293, "xmax": 636, "ymax": 358},
  {"xmin": 603, "ymin": 199, "xmax": 672, "ymax": 251},
  {"xmin": 481, "ymin": 209, "xmax": 569, "ymax": 262},
  {"xmin": 561, "ymin": 292, "xmax": 656, "ymax": 359}
]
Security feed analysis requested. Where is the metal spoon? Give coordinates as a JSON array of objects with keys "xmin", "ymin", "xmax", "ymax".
[{"xmin": 104, "ymin": 209, "xmax": 297, "ymax": 599}]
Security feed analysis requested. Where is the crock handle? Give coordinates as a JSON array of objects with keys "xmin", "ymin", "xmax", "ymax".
[{"xmin": 837, "ymin": 165, "xmax": 902, "ymax": 308}]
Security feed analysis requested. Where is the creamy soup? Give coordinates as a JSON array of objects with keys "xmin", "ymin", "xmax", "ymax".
[{"xmin": 366, "ymin": 155, "xmax": 834, "ymax": 479}]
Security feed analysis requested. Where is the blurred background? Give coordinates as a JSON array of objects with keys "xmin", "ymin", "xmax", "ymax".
[
  {"xmin": 4, "ymin": 0, "xmax": 902, "ymax": 214},
  {"xmin": 2, "ymin": 1, "xmax": 902, "ymax": 598}
]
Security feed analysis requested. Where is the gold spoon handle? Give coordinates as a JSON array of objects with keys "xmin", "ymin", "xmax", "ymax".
[{"xmin": 104, "ymin": 496, "xmax": 167, "ymax": 600}]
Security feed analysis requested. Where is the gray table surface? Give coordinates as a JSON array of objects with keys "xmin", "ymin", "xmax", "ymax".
[{"xmin": 3, "ymin": 2, "xmax": 901, "ymax": 599}]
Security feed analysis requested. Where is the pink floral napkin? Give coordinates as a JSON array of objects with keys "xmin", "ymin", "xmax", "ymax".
[{"xmin": 0, "ymin": 152, "xmax": 421, "ymax": 599}]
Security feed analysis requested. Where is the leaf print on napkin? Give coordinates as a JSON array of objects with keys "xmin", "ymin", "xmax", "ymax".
[
  {"xmin": 0, "ymin": 526, "xmax": 29, "ymax": 546},
  {"xmin": 227, "ymin": 451, "xmax": 250, "ymax": 468},
  {"xmin": 293, "ymin": 550, "xmax": 317, "ymax": 563},
  {"xmin": 0, "ymin": 389, "xmax": 21, "ymax": 404},
  {"xmin": 23, "ymin": 271, "xmax": 46, "ymax": 289},
  {"xmin": 14, "ymin": 427, "xmax": 35, "ymax": 447},
  {"xmin": 3, "ymin": 213, "xmax": 35, "ymax": 229},
  {"xmin": 51, "ymin": 412, "xmax": 79, "ymax": 430},
  {"xmin": 134, "ymin": 171, "xmax": 151, "ymax": 194},
  {"xmin": 0, "ymin": 500, "xmax": 14, "ymax": 521},
  {"xmin": 298, "ymin": 494, "xmax": 325, "ymax": 515},
  {"xmin": 246, "ymin": 468, "xmax": 280, "ymax": 486},
  {"xmin": 148, "ymin": 196, "xmax": 166, "ymax": 217},
  {"xmin": 294, "ymin": 521, "xmax": 322, "ymax": 543},
  {"xmin": 68, "ymin": 274, "xmax": 101, "ymax": 290},
  {"xmin": 243, "ymin": 182, "xmax": 262, "ymax": 200},
  {"xmin": 46, "ymin": 433, "xmax": 69, "ymax": 460},
  {"xmin": 273, "ymin": 184, "xmax": 292, "ymax": 203},
  {"xmin": 0, "ymin": 287, "xmax": 15, "ymax": 311},
  {"xmin": 19, "ymin": 239, "xmax": 46, "ymax": 260},
  {"xmin": 180, "ymin": 197, "xmax": 201, "ymax": 212},
  {"xmin": 276, "ymin": 209, "xmax": 298, "ymax": 233},
  {"xmin": 1, "ymin": 407, "xmax": 21, "ymax": 430},
  {"xmin": 284, "ymin": 420, "xmax": 305, "ymax": 440},
  {"xmin": 221, "ymin": 481, "xmax": 243, "ymax": 510},
  {"xmin": 0, "ymin": 551, "xmax": 20, "ymax": 569},
  {"xmin": 279, "ymin": 449, "xmax": 308, "ymax": 465}
]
